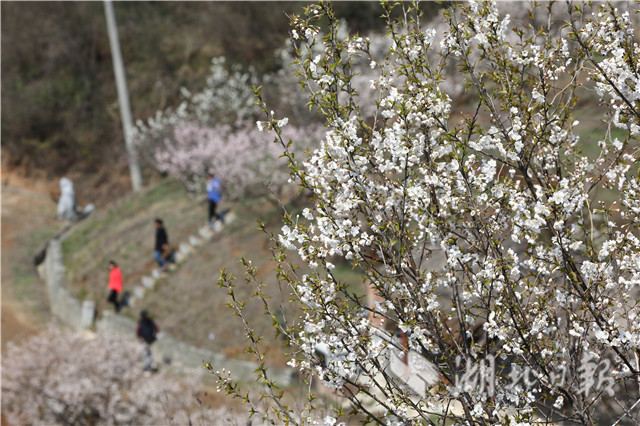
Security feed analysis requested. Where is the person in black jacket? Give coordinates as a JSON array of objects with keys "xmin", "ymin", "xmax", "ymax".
[
  {"xmin": 137, "ymin": 310, "xmax": 159, "ymax": 372},
  {"xmin": 153, "ymin": 218, "xmax": 174, "ymax": 271}
]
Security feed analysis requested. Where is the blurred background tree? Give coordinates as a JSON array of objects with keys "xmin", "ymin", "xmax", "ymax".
[
  {"xmin": 2, "ymin": 2, "xmax": 302, "ymax": 180},
  {"xmin": 2, "ymin": 1, "xmax": 443, "ymax": 193}
]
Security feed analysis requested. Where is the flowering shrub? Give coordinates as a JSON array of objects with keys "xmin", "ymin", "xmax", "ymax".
[
  {"xmin": 135, "ymin": 57, "xmax": 324, "ymax": 199},
  {"xmin": 153, "ymin": 119, "xmax": 324, "ymax": 197},
  {"xmin": 133, "ymin": 57, "xmax": 258, "ymax": 142},
  {"xmin": 215, "ymin": 1, "xmax": 640, "ymax": 424},
  {"xmin": 1, "ymin": 327, "xmax": 243, "ymax": 425}
]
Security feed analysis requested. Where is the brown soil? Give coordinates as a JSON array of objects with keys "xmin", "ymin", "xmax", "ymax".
[
  {"xmin": 1, "ymin": 170, "xmax": 61, "ymax": 353},
  {"xmin": 1, "ymin": 299, "xmax": 38, "ymax": 351}
]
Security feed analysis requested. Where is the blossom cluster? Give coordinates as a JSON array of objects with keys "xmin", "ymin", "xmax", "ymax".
[
  {"xmin": 577, "ymin": 4, "xmax": 640, "ymax": 138},
  {"xmin": 1, "ymin": 327, "xmax": 246, "ymax": 425},
  {"xmin": 133, "ymin": 57, "xmax": 258, "ymax": 143},
  {"xmin": 154, "ymin": 120, "xmax": 324, "ymax": 197},
  {"xmin": 229, "ymin": 1, "xmax": 640, "ymax": 424},
  {"xmin": 135, "ymin": 55, "xmax": 327, "ymax": 199}
]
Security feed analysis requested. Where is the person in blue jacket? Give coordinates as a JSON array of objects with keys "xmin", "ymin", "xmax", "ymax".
[{"xmin": 207, "ymin": 173, "xmax": 222, "ymax": 226}]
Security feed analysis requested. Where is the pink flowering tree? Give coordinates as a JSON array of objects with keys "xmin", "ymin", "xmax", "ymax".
[
  {"xmin": 213, "ymin": 1, "xmax": 640, "ymax": 424},
  {"xmin": 153, "ymin": 119, "xmax": 324, "ymax": 199},
  {"xmin": 1, "ymin": 327, "xmax": 245, "ymax": 425},
  {"xmin": 134, "ymin": 57, "xmax": 324, "ymax": 199}
]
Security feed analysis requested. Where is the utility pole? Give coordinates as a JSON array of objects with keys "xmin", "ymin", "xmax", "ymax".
[{"xmin": 104, "ymin": 0, "xmax": 143, "ymax": 192}]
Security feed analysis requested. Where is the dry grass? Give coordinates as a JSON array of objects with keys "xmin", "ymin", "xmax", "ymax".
[
  {"xmin": 62, "ymin": 179, "xmax": 310, "ymax": 366},
  {"xmin": 1, "ymin": 184, "xmax": 61, "ymax": 350}
]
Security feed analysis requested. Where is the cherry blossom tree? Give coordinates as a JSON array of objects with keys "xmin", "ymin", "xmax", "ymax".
[
  {"xmin": 133, "ymin": 57, "xmax": 258, "ymax": 141},
  {"xmin": 214, "ymin": 1, "xmax": 640, "ymax": 424},
  {"xmin": 134, "ymin": 57, "xmax": 324, "ymax": 199},
  {"xmin": 152, "ymin": 119, "xmax": 323, "ymax": 199},
  {"xmin": 1, "ymin": 327, "xmax": 245, "ymax": 425}
]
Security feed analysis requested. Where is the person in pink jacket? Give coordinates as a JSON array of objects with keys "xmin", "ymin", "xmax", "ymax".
[{"xmin": 107, "ymin": 260, "xmax": 123, "ymax": 312}]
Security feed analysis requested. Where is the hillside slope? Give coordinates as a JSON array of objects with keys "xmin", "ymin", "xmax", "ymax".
[
  {"xmin": 61, "ymin": 178, "xmax": 364, "ymax": 365},
  {"xmin": 1, "ymin": 182, "xmax": 61, "ymax": 351}
]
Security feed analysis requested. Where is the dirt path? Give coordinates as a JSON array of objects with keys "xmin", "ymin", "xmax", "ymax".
[
  {"xmin": 1, "ymin": 299, "xmax": 38, "ymax": 350},
  {"xmin": 1, "ymin": 182, "xmax": 60, "ymax": 352}
]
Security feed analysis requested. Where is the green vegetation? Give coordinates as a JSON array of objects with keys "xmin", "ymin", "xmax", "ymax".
[{"xmin": 62, "ymin": 179, "xmax": 291, "ymax": 362}]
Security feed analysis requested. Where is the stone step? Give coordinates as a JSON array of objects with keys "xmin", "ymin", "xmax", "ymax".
[
  {"xmin": 211, "ymin": 221, "xmax": 223, "ymax": 232},
  {"xmin": 142, "ymin": 276, "xmax": 155, "ymax": 289},
  {"xmin": 188, "ymin": 235, "xmax": 203, "ymax": 247},
  {"xmin": 198, "ymin": 226, "xmax": 214, "ymax": 240},
  {"xmin": 225, "ymin": 211, "xmax": 236, "ymax": 224},
  {"xmin": 130, "ymin": 223, "xmax": 209, "ymax": 306},
  {"xmin": 179, "ymin": 242, "xmax": 193, "ymax": 255},
  {"xmin": 133, "ymin": 285, "xmax": 146, "ymax": 299}
]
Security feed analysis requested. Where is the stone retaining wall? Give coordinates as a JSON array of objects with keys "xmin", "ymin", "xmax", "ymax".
[{"xmin": 43, "ymin": 239, "xmax": 95, "ymax": 330}]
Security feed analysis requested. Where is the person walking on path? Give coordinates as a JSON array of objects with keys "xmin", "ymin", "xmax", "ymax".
[
  {"xmin": 136, "ymin": 310, "xmax": 159, "ymax": 372},
  {"xmin": 153, "ymin": 218, "xmax": 174, "ymax": 271},
  {"xmin": 107, "ymin": 260, "xmax": 123, "ymax": 313},
  {"xmin": 206, "ymin": 173, "xmax": 222, "ymax": 226}
]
